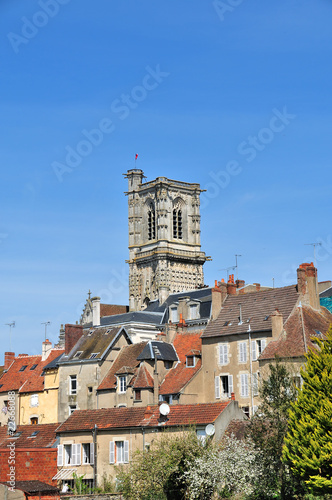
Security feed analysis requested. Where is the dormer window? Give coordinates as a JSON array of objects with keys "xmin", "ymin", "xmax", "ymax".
[
  {"xmin": 186, "ymin": 356, "xmax": 196, "ymax": 367},
  {"xmin": 189, "ymin": 304, "xmax": 199, "ymax": 320},
  {"xmin": 170, "ymin": 306, "xmax": 179, "ymax": 323},
  {"xmin": 119, "ymin": 376, "xmax": 127, "ymax": 394}
]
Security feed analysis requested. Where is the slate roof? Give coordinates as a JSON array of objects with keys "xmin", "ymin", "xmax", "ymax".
[
  {"xmin": 260, "ymin": 305, "xmax": 332, "ymax": 360},
  {"xmin": 97, "ymin": 311, "xmax": 163, "ymax": 327},
  {"xmin": 0, "ymin": 480, "xmax": 59, "ymax": 493},
  {"xmin": 97, "ymin": 342, "xmax": 148, "ymax": 391},
  {"xmin": 137, "ymin": 341, "xmax": 178, "ymax": 361},
  {"xmin": 202, "ymin": 285, "xmax": 300, "ymax": 338},
  {"xmin": 145, "ymin": 287, "xmax": 213, "ymax": 313},
  {"xmin": 56, "ymin": 402, "xmax": 232, "ymax": 433},
  {"xmin": 0, "ymin": 349, "xmax": 63, "ymax": 394},
  {"xmin": 0, "ymin": 423, "xmax": 58, "ymax": 449},
  {"xmin": 160, "ymin": 332, "xmax": 202, "ymax": 395},
  {"xmin": 63, "ymin": 326, "xmax": 129, "ymax": 362},
  {"xmin": 320, "ymin": 286, "xmax": 332, "ymax": 298}
]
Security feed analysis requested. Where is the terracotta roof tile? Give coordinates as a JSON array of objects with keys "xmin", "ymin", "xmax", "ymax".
[
  {"xmin": 202, "ymin": 285, "xmax": 299, "ymax": 338},
  {"xmin": 260, "ymin": 305, "xmax": 332, "ymax": 360},
  {"xmin": 19, "ymin": 349, "xmax": 64, "ymax": 393},
  {"xmin": 132, "ymin": 364, "xmax": 154, "ymax": 389},
  {"xmin": 97, "ymin": 342, "xmax": 147, "ymax": 391},
  {"xmin": 100, "ymin": 304, "xmax": 129, "ymax": 317},
  {"xmin": 56, "ymin": 402, "xmax": 232, "ymax": 433},
  {"xmin": 160, "ymin": 332, "xmax": 202, "ymax": 395},
  {"xmin": 0, "ymin": 423, "xmax": 58, "ymax": 449}
]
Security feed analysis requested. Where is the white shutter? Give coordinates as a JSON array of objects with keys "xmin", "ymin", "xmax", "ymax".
[
  {"xmin": 228, "ymin": 375, "xmax": 233, "ymax": 397},
  {"xmin": 90, "ymin": 443, "xmax": 94, "ymax": 465},
  {"xmin": 253, "ymin": 373, "xmax": 259, "ymax": 396},
  {"xmin": 239, "ymin": 342, "xmax": 247, "ymax": 362},
  {"xmin": 109, "ymin": 441, "xmax": 115, "ymax": 464},
  {"xmin": 57, "ymin": 445, "xmax": 63, "ymax": 466},
  {"xmin": 124, "ymin": 440, "xmax": 129, "ymax": 463},
  {"xmin": 215, "ymin": 376, "xmax": 220, "ymax": 399},
  {"xmin": 73, "ymin": 443, "xmax": 81, "ymax": 466},
  {"xmin": 223, "ymin": 344, "xmax": 228, "ymax": 364},
  {"xmin": 251, "ymin": 340, "xmax": 257, "ymax": 361},
  {"xmin": 218, "ymin": 345, "xmax": 223, "ymax": 365},
  {"xmin": 241, "ymin": 374, "xmax": 248, "ymax": 397},
  {"xmin": 261, "ymin": 339, "xmax": 266, "ymax": 354}
]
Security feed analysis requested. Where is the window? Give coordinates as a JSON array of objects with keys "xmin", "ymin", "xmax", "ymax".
[
  {"xmin": 30, "ymin": 394, "xmax": 39, "ymax": 407},
  {"xmin": 30, "ymin": 417, "xmax": 38, "ymax": 425},
  {"xmin": 240, "ymin": 373, "xmax": 249, "ymax": 397},
  {"xmin": 242, "ymin": 406, "xmax": 250, "ymax": 418},
  {"xmin": 220, "ymin": 375, "xmax": 233, "ymax": 398},
  {"xmin": 82, "ymin": 443, "xmax": 94, "ymax": 464},
  {"xmin": 61, "ymin": 444, "xmax": 81, "ymax": 466},
  {"xmin": 189, "ymin": 304, "xmax": 199, "ymax": 320},
  {"xmin": 257, "ymin": 339, "xmax": 266, "ymax": 356},
  {"xmin": 119, "ymin": 376, "xmax": 127, "ymax": 393},
  {"xmin": 218, "ymin": 344, "xmax": 228, "ymax": 365},
  {"xmin": 173, "ymin": 208, "xmax": 182, "ymax": 239},
  {"xmin": 148, "ymin": 205, "xmax": 156, "ymax": 240},
  {"xmin": 164, "ymin": 360, "xmax": 172, "ymax": 370},
  {"xmin": 109, "ymin": 440, "xmax": 129, "ymax": 464},
  {"xmin": 239, "ymin": 342, "xmax": 247, "ymax": 363},
  {"xmin": 30, "ymin": 364, "xmax": 37, "ymax": 370},
  {"xmin": 89, "ymin": 353, "xmax": 99, "ymax": 359},
  {"xmin": 134, "ymin": 389, "xmax": 141, "ymax": 401},
  {"xmin": 196, "ymin": 429, "xmax": 207, "ymax": 444},
  {"xmin": 170, "ymin": 306, "xmax": 179, "ymax": 323},
  {"xmin": 88, "ymin": 386, "xmax": 93, "ymax": 393},
  {"xmin": 19, "ymin": 365, "xmax": 27, "ymax": 372},
  {"xmin": 69, "ymin": 404, "xmax": 77, "ymax": 415},
  {"xmin": 69, "ymin": 375, "xmax": 77, "ymax": 395},
  {"xmin": 160, "ymin": 394, "xmax": 173, "ymax": 404},
  {"xmin": 186, "ymin": 356, "xmax": 196, "ymax": 367},
  {"xmin": 73, "ymin": 351, "xmax": 83, "ymax": 359}
]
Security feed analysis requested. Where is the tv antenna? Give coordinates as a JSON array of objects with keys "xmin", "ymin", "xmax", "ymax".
[
  {"xmin": 5, "ymin": 321, "xmax": 15, "ymax": 351},
  {"xmin": 235, "ymin": 254, "xmax": 242, "ymax": 280},
  {"xmin": 41, "ymin": 321, "xmax": 51, "ymax": 341},
  {"xmin": 219, "ymin": 266, "xmax": 236, "ymax": 281},
  {"xmin": 304, "ymin": 243, "xmax": 321, "ymax": 268}
]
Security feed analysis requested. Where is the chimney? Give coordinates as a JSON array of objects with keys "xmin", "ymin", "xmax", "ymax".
[
  {"xmin": 236, "ymin": 279, "xmax": 245, "ymax": 290},
  {"xmin": 166, "ymin": 323, "xmax": 177, "ymax": 344},
  {"xmin": 231, "ymin": 392, "xmax": 235, "ymax": 401},
  {"xmin": 227, "ymin": 274, "xmax": 237, "ymax": 295},
  {"xmin": 297, "ymin": 262, "xmax": 320, "ymax": 310},
  {"xmin": 91, "ymin": 296, "xmax": 101, "ymax": 326},
  {"xmin": 4, "ymin": 352, "xmax": 15, "ymax": 370},
  {"xmin": 65, "ymin": 324, "xmax": 84, "ymax": 355},
  {"xmin": 271, "ymin": 309, "xmax": 283, "ymax": 338},
  {"xmin": 211, "ymin": 280, "xmax": 222, "ymax": 320},
  {"xmin": 254, "ymin": 283, "xmax": 261, "ymax": 292},
  {"xmin": 42, "ymin": 339, "xmax": 52, "ymax": 361}
]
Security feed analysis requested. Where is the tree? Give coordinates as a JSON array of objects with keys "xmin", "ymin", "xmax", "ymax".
[
  {"xmin": 246, "ymin": 359, "xmax": 298, "ymax": 499},
  {"xmin": 283, "ymin": 324, "xmax": 332, "ymax": 496},
  {"xmin": 183, "ymin": 434, "xmax": 262, "ymax": 499},
  {"xmin": 117, "ymin": 429, "xmax": 207, "ymax": 500}
]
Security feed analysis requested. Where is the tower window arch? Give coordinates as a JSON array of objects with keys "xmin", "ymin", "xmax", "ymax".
[
  {"xmin": 148, "ymin": 204, "xmax": 156, "ymax": 240},
  {"xmin": 173, "ymin": 208, "xmax": 182, "ymax": 239}
]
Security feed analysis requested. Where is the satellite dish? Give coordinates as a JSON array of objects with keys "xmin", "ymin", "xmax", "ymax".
[
  {"xmin": 159, "ymin": 403, "xmax": 170, "ymax": 416},
  {"xmin": 205, "ymin": 424, "xmax": 215, "ymax": 436}
]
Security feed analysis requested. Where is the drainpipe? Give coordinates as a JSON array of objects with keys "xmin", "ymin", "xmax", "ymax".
[
  {"xmin": 93, "ymin": 424, "xmax": 97, "ymax": 489},
  {"xmin": 248, "ymin": 324, "xmax": 254, "ymax": 417}
]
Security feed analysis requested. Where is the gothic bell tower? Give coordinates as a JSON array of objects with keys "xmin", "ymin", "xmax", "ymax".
[{"xmin": 125, "ymin": 169, "xmax": 209, "ymax": 311}]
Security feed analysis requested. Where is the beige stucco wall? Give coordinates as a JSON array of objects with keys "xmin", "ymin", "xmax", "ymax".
[
  {"xmin": 19, "ymin": 388, "xmax": 58, "ymax": 425},
  {"xmin": 0, "ymin": 392, "xmax": 18, "ymax": 427}
]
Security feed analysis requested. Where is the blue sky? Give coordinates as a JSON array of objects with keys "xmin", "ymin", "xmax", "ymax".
[{"xmin": 0, "ymin": 0, "xmax": 331, "ymax": 355}]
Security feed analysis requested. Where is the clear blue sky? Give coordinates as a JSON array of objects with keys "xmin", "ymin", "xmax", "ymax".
[{"xmin": 1, "ymin": 0, "xmax": 331, "ymax": 355}]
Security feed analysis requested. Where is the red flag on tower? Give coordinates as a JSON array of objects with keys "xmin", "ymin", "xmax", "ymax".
[{"xmin": 135, "ymin": 154, "xmax": 138, "ymax": 160}]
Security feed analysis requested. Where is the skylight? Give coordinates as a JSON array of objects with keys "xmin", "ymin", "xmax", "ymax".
[
  {"xmin": 30, "ymin": 364, "xmax": 38, "ymax": 370},
  {"xmin": 73, "ymin": 351, "xmax": 83, "ymax": 359},
  {"xmin": 89, "ymin": 353, "xmax": 99, "ymax": 359},
  {"xmin": 19, "ymin": 365, "xmax": 27, "ymax": 372}
]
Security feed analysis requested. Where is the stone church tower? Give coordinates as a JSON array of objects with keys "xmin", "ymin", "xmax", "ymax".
[{"xmin": 125, "ymin": 169, "xmax": 209, "ymax": 311}]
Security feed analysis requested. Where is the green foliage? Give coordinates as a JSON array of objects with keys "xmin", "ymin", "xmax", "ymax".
[
  {"xmin": 283, "ymin": 324, "xmax": 332, "ymax": 495},
  {"xmin": 246, "ymin": 359, "xmax": 299, "ymax": 499},
  {"xmin": 72, "ymin": 472, "xmax": 90, "ymax": 494},
  {"xmin": 117, "ymin": 428, "xmax": 208, "ymax": 500}
]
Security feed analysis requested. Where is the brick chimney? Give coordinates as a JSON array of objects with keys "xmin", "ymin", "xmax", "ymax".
[
  {"xmin": 236, "ymin": 279, "xmax": 245, "ymax": 290},
  {"xmin": 211, "ymin": 280, "xmax": 222, "ymax": 320},
  {"xmin": 271, "ymin": 309, "xmax": 283, "ymax": 339},
  {"xmin": 254, "ymin": 283, "xmax": 261, "ymax": 292},
  {"xmin": 91, "ymin": 296, "xmax": 101, "ymax": 326},
  {"xmin": 297, "ymin": 262, "xmax": 320, "ymax": 310},
  {"xmin": 65, "ymin": 324, "xmax": 84, "ymax": 355},
  {"xmin": 4, "ymin": 352, "xmax": 15, "ymax": 370},
  {"xmin": 42, "ymin": 339, "xmax": 52, "ymax": 361},
  {"xmin": 227, "ymin": 275, "xmax": 237, "ymax": 295}
]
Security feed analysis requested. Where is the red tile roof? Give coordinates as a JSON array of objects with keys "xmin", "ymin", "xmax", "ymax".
[
  {"xmin": 97, "ymin": 342, "xmax": 147, "ymax": 391},
  {"xmin": 160, "ymin": 332, "xmax": 202, "ymax": 395},
  {"xmin": 132, "ymin": 364, "xmax": 154, "ymax": 389},
  {"xmin": 100, "ymin": 304, "xmax": 129, "ymax": 317},
  {"xmin": 0, "ymin": 423, "xmax": 58, "ymax": 449},
  {"xmin": 260, "ymin": 305, "xmax": 332, "ymax": 360},
  {"xmin": 202, "ymin": 285, "xmax": 299, "ymax": 338},
  {"xmin": 56, "ymin": 401, "xmax": 232, "ymax": 433},
  {"xmin": 0, "ymin": 350, "xmax": 63, "ymax": 394}
]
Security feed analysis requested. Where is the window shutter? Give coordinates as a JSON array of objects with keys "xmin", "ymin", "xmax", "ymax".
[
  {"xmin": 124, "ymin": 440, "xmax": 129, "ymax": 463},
  {"xmin": 90, "ymin": 443, "xmax": 94, "ymax": 465},
  {"xmin": 215, "ymin": 376, "xmax": 220, "ymax": 399},
  {"xmin": 251, "ymin": 340, "xmax": 257, "ymax": 361},
  {"xmin": 223, "ymin": 344, "xmax": 228, "ymax": 364},
  {"xmin": 57, "ymin": 445, "xmax": 63, "ymax": 466},
  {"xmin": 261, "ymin": 339, "xmax": 266, "ymax": 353},
  {"xmin": 73, "ymin": 443, "xmax": 81, "ymax": 466},
  {"xmin": 218, "ymin": 345, "xmax": 223, "ymax": 365},
  {"xmin": 228, "ymin": 375, "xmax": 233, "ymax": 397},
  {"xmin": 253, "ymin": 373, "xmax": 259, "ymax": 396},
  {"xmin": 245, "ymin": 374, "xmax": 248, "ymax": 397},
  {"xmin": 109, "ymin": 441, "xmax": 115, "ymax": 464},
  {"xmin": 243, "ymin": 343, "xmax": 247, "ymax": 362}
]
